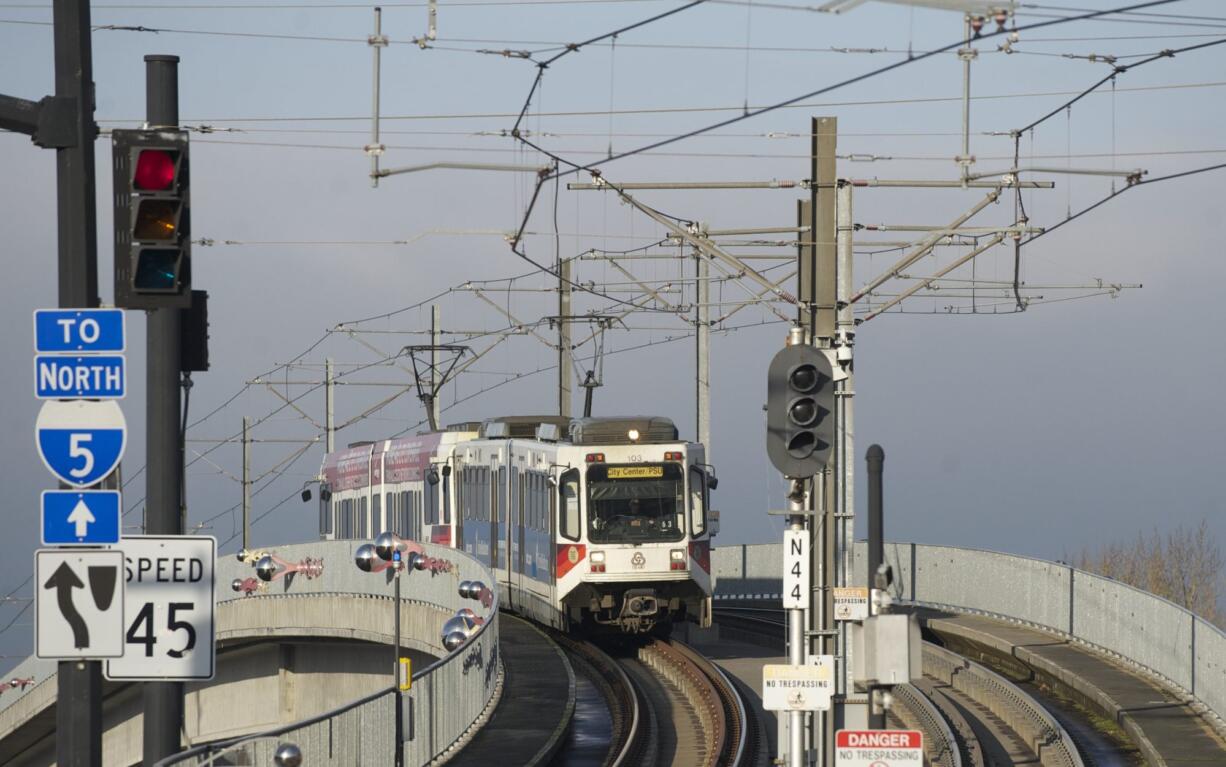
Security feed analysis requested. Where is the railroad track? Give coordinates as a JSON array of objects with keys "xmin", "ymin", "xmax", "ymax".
[
  {"xmin": 552, "ymin": 631, "xmax": 755, "ymax": 767},
  {"xmin": 712, "ymin": 605, "xmax": 1089, "ymax": 767}
]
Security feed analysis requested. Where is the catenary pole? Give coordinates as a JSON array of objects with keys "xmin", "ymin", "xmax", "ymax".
[
  {"xmin": 806, "ymin": 116, "xmax": 838, "ymax": 766},
  {"xmin": 142, "ymin": 54, "xmax": 185, "ymax": 766},
  {"xmin": 695, "ymin": 242, "xmax": 711, "ymax": 458},
  {"xmin": 558, "ymin": 255, "xmax": 573, "ymax": 418},
  {"xmin": 325, "ymin": 358, "xmax": 335, "ymax": 453}
]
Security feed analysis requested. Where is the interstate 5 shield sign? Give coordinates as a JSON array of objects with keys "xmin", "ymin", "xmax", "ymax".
[{"xmin": 35, "ymin": 400, "xmax": 127, "ymax": 487}]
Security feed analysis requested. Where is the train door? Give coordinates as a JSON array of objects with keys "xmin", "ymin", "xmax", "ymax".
[
  {"xmin": 509, "ymin": 462, "xmax": 519, "ymax": 580},
  {"xmin": 515, "ymin": 467, "xmax": 526, "ymax": 604},
  {"xmin": 490, "ymin": 460, "xmax": 500, "ymax": 568}
]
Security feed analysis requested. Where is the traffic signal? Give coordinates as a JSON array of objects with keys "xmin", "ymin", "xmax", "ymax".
[
  {"xmin": 112, "ymin": 129, "xmax": 191, "ymax": 309},
  {"xmin": 766, "ymin": 343, "xmax": 835, "ymax": 477}
]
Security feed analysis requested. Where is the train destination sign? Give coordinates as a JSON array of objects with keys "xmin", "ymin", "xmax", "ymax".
[
  {"xmin": 835, "ymin": 730, "xmax": 923, "ymax": 767},
  {"xmin": 607, "ymin": 466, "xmax": 664, "ymax": 479}
]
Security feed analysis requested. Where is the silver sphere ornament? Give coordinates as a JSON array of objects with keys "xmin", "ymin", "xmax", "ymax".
[
  {"xmin": 374, "ymin": 531, "xmax": 398, "ymax": 561},
  {"xmin": 354, "ymin": 544, "xmax": 379, "ymax": 573},
  {"xmin": 255, "ymin": 556, "xmax": 278, "ymax": 582},
  {"xmin": 273, "ymin": 742, "xmax": 303, "ymax": 767}
]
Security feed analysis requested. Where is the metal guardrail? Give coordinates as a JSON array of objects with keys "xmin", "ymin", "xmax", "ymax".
[
  {"xmin": 923, "ymin": 643, "xmax": 1083, "ymax": 767},
  {"xmin": 711, "ymin": 542, "xmax": 1226, "ymax": 733}
]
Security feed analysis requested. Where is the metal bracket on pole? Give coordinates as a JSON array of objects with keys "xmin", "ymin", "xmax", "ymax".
[
  {"xmin": 402, "ymin": 344, "xmax": 469, "ymax": 431},
  {"xmin": 0, "ymin": 93, "xmax": 81, "ymax": 148}
]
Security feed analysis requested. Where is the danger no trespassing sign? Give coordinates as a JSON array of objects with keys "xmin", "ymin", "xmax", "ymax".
[{"xmin": 835, "ymin": 730, "xmax": 923, "ymax": 766}]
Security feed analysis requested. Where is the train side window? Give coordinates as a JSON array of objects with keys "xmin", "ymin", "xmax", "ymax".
[
  {"xmin": 442, "ymin": 470, "xmax": 451, "ymax": 525},
  {"xmin": 320, "ymin": 491, "xmax": 332, "ymax": 536},
  {"xmin": 424, "ymin": 480, "xmax": 438, "ymax": 527},
  {"xmin": 373, "ymin": 493, "xmax": 383, "ymax": 535},
  {"xmin": 559, "ymin": 468, "xmax": 581, "ymax": 541},
  {"xmin": 497, "ymin": 467, "xmax": 506, "ymax": 524},
  {"xmin": 689, "ymin": 466, "xmax": 708, "ymax": 537},
  {"xmin": 359, "ymin": 497, "xmax": 368, "ymax": 539}
]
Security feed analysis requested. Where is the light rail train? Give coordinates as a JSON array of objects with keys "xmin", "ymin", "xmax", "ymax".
[{"xmin": 316, "ymin": 415, "xmax": 717, "ymax": 633}]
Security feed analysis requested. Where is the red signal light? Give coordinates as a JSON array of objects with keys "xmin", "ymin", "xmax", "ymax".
[{"xmin": 134, "ymin": 149, "xmax": 176, "ymax": 191}]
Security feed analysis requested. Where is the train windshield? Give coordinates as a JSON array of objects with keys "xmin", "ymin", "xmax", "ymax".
[{"xmin": 587, "ymin": 463, "xmax": 686, "ymax": 543}]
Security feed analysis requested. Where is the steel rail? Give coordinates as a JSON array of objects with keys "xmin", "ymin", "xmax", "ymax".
[
  {"xmin": 553, "ymin": 633, "xmax": 646, "ymax": 767},
  {"xmin": 667, "ymin": 639, "xmax": 754, "ymax": 766}
]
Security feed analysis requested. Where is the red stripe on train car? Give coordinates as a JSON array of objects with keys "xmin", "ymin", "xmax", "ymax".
[
  {"xmin": 555, "ymin": 543, "xmax": 586, "ymax": 579},
  {"xmin": 689, "ymin": 540, "xmax": 710, "ymax": 573}
]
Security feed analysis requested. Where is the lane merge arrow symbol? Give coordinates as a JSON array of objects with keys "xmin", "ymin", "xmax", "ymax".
[
  {"xmin": 44, "ymin": 562, "xmax": 88, "ymax": 648},
  {"xmin": 67, "ymin": 499, "xmax": 96, "ymax": 539},
  {"xmin": 35, "ymin": 550, "xmax": 124, "ymax": 659}
]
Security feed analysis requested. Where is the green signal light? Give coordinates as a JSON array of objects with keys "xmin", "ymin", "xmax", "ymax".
[{"xmin": 134, "ymin": 249, "xmax": 181, "ymax": 292}]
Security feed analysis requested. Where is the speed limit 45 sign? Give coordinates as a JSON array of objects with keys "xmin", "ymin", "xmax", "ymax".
[{"xmin": 106, "ymin": 536, "xmax": 216, "ymax": 681}]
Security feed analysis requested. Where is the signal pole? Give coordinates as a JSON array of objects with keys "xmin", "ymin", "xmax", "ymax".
[{"xmin": 142, "ymin": 54, "xmax": 185, "ymax": 765}]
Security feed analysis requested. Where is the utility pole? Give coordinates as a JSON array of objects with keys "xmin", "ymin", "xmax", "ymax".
[
  {"xmin": 142, "ymin": 54, "xmax": 185, "ymax": 765},
  {"xmin": 694, "ymin": 241, "xmax": 711, "ymax": 456},
  {"xmin": 30, "ymin": 1, "xmax": 104, "ymax": 764},
  {"xmin": 558, "ymin": 259, "xmax": 573, "ymax": 418},
  {"xmin": 325, "ymin": 358, "xmax": 335, "ymax": 453},
  {"xmin": 242, "ymin": 416, "xmax": 252, "ymax": 552},
  {"xmin": 431, "ymin": 305, "xmax": 441, "ymax": 428}
]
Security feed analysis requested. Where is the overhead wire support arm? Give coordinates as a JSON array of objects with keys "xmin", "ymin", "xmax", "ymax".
[
  {"xmin": 568, "ymin": 179, "xmax": 1054, "ymax": 190},
  {"xmin": 851, "ymin": 189, "xmax": 1001, "ymax": 305},
  {"xmin": 860, "ymin": 233, "xmax": 1008, "ymax": 323},
  {"xmin": 374, "ymin": 161, "xmax": 550, "ymax": 180},
  {"xmin": 611, "ymin": 184, "xmax": 799, "ymax": 308},
  {"xmin": 403, "ymin": 345, "xmax": 469, "ymax": 432}
]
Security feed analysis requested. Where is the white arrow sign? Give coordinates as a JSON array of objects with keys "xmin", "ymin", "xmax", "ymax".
[{"xmin": 67, "ymin": 499, "xmax": 96, "ymax": 538}]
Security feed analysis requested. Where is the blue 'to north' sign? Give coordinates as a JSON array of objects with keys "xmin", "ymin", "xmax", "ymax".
[
  {"xmin": 35, "ymin": 400, "xmax": 128, "ymax": 487},
  {"xmin": 35, "ymin": 355, "xmax": 126, "ymax": 399},
  {"xmin": 33, "ymin": 309, "xmax": 125, "ymax": 353}
]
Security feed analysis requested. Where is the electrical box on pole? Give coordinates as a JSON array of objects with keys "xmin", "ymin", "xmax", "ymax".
[
  {"xmin": 766, "ymin": 343, "xmax": 835, "ymax": 477},
  {"xmin": 112, "ymin": 128, "xmax": 192, "ymax": 309}
]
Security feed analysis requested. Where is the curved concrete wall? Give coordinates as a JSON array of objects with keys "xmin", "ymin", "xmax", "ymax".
[{"xmin": 712, "ymin": 541, "xmax": 1226, "ymax": 729}]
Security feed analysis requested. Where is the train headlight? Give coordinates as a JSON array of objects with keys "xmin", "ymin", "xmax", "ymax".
[
  {"xmin": 590, "ymin": 550, "xmax": 606, "ymax": 573},
  {"xmin": 627, "ymin": 428, "xmax": 640, "ymax": 442},
  {"xmin": 670, "ymin": 549, "xmax": 687, "ymax": 570}
]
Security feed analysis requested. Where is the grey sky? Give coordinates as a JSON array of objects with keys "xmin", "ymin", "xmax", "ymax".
[{"xmin": 2, "ymin": 0, "xmax": 1224, "ymax": 669}]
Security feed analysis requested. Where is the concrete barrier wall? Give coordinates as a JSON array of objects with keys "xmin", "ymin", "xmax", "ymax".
[{"xmin": 713, "ymin": 541, "xmax": 1226, "ymax": 727}]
